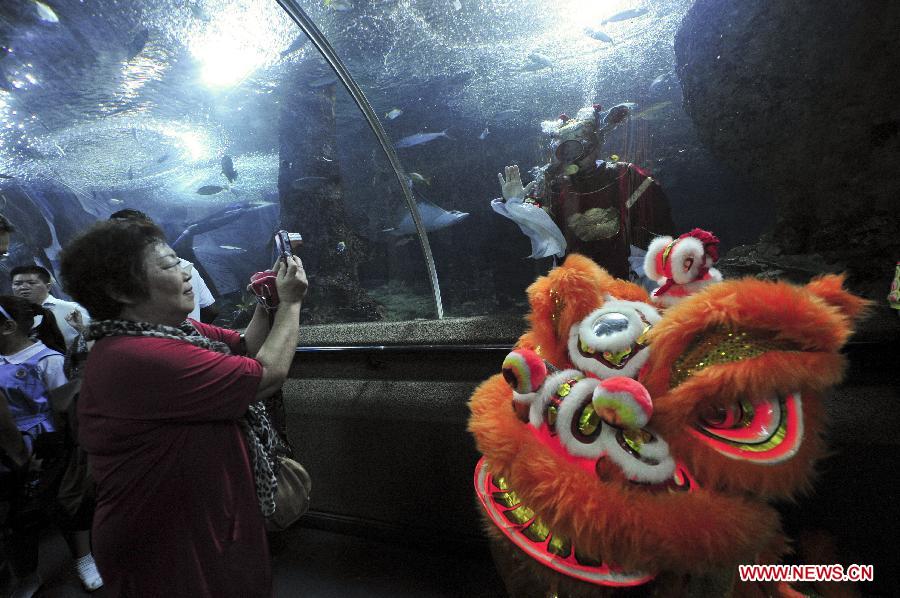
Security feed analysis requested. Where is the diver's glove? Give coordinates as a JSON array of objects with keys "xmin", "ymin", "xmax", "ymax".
[
  {"xmin": 493, "ymin": 165, "xmax": 565, "ymax": 259},
  {"xmin": 497, "ymin": 165, "xmax": 535, "ymax": 202}
]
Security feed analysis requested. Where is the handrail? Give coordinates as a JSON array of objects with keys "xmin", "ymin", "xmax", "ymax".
[{"xmin": 274, "ymin": 0, "xmax": 444, "ymax": 319}]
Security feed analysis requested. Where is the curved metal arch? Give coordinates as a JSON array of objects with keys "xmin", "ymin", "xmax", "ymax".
[{"xmin": 274, "ymin": 0, "xmax": 444, "ymax": 319}]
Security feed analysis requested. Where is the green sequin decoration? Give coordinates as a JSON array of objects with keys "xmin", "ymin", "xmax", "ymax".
[
  {"xmin": 671, "ymin": 328, "xmax": 797, "ymax": 388},
  {"xmin": 578, "ymin": 403, "xmax": 600, "ymax": 436}
]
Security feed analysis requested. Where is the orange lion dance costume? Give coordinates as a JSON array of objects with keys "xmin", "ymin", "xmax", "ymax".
[{"xmin": 469, "ymin": 254, "xmax": 866, "ymax": 597}]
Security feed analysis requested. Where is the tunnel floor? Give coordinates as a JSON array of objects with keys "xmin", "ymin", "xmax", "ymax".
[{"xmin": 4, "ymin": 525, "xmax": 506, "ymax": 597}]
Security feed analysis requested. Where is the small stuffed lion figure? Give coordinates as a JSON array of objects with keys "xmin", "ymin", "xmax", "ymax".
[
  {"xmin": 644, "ymin": 228, "xmax": 722, "ymax": 307},
  {"xmin": 469, "ymin": 254, "xmax": 866, "ymax": 597}
]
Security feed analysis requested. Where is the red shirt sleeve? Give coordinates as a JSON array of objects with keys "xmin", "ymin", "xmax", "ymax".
[
  {"xmin": 82, "ymin": 335, "xmax": 262, "ymax": 423},
  {"xmin": 188, "ymin": 319, "xmax": 244, "ymax": 354}
]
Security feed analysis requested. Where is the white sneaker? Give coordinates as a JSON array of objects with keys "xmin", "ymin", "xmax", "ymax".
[{"xmin": 74, "ymin": 553, "xmax": 104, "ymax": 592}]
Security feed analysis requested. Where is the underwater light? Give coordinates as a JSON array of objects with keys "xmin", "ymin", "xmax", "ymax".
[
  {"xmin": 188, "ymin": 6, "xmax": 275, "ymax": 89},
  {"xmin": 193, "ymin": 38, "xmax": 264, "ymax": 88}
]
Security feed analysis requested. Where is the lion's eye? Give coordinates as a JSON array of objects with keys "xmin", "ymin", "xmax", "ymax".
[
  {"xmin": 591, "ymin": 312, "xmax": 630, "ymax": 338},
  {"xmin": 698, "ymin": 402, "xmax": 745, "ymax": 429},
  {"xmin": 691, "ymin": 393, "xmax": 805, "ymax": 465}
]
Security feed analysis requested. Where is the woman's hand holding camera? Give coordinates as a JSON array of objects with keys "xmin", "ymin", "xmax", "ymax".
[{"xmin": 273, "ymin": 255, "xmax": 308, "ymax": 305}]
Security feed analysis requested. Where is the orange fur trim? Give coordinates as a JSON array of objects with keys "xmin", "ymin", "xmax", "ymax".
[
  {"xmin": 641, "ymin": 276, "xmax": 860, "ymax": 499},
  {"xmin": 805, "ymin": 274, "xmax": 871, "ymax": 323},
  {"xmin": 469, "ymin": 374, "xmax": 782, "ymax": 574},
  {"xmin": 523, "ymin": 254, "xmax": 649, "ymax": 367}
]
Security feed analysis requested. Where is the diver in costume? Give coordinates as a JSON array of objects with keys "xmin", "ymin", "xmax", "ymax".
[{"xmin": 494, "ymin": 104, "xmax": 675, "ymax": 283}]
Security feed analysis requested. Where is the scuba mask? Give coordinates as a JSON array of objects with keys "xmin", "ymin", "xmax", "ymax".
[{"xmin": 546, "ymin": 103, "xmax": 634, "ymax": 176}]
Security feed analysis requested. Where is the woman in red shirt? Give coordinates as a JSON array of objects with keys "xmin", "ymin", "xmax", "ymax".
[{"xmin": 59, "ymin": 220, "xmax": 307, "ymax": 597}]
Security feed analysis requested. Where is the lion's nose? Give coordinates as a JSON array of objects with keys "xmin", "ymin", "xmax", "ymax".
[{"xmin": 590, "ymin": 376, "xmax": 653, "ymax": 429}]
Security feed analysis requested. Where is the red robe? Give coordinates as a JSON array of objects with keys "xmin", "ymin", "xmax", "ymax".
[{"xmin": 550, "ymin": 162, "xmax": 675, "ymax": 279}]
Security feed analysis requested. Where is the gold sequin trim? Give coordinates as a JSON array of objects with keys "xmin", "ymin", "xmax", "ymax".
[
  {"xmin": 522, "ymin": 517, "xmax": 551, "ymax": 542},
  {"xmin": 492, "ymin": 490, "xmax": 522, "ymax": 508},
  {"xmin": 549, "ymin": 288, "xmax": 564, "ymax": 336},
  {"xmin": 671, "ymin": 327, "xmax": 798, "ymax": 389},
  {"xmin": 504, "ymin": 504, "xmax": 535, "ymax": 525},
  {"xmin": 547, "ymin": 533, "xmax": 572, "ymax": 557}
]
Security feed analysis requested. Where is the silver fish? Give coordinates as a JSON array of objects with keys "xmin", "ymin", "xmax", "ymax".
[
  {"xmin": 522, "ymin": 52, "xmax": 552, "ymax": 71},
  {"xmin": 385, "ymin": 108, "xmax": 403, "ymax": 120},
  {"xmin": 280, "ymin": 35, "xmax": 307, "ymax": 58},
  {"xmin": 585, "ymin": 28, "xmax": 613, "ymax": 43},
  {"xmin": 291, "ymin": 176, "xmax": 333, "ymax": 190},
  {"xmin": 326, "ymin": 0, "xmax": 353, "ymax": 11},
  {"xmin": 601, "ymin": 8, "xmax": 649, "ymax": 24},
  {"xmin": 307, "ymin": 74, "xmax": 338, "ymax": 88},
  {"xmin": 479, "ymin": 127, "xmax": 490, "ymax": 140},
  {"xmin": 34, "ymin": 0, "xmax": 59, "ymax": 23},
  {"xmin": 196, "ymin": 185, "xmax": 226, "ymax": 195},
  {"xmin": 394, "ymin": 129, "xmax": 451, "ymax": 149},
  {"xmin": 494, "ymin": 109, "xmax": 520, "ymax": 123},
  {"xmin": 649, "ymin": 72, "xmax": 677, "ymax": 95}
]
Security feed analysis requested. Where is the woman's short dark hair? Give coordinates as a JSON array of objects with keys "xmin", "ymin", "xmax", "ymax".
[{"xmin": 60, "ymin": 220, "xmax": 165, "ymax": 320}]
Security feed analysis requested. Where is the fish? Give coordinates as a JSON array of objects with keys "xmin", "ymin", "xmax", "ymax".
[
  {"xmin": 336, "ymin": 241, "xmax": 346, "ymax": 254},
  {"xmin": 479, "ymin": 127, "xmax": 490, "ymax": 140},
  {"xmin": 633, "ymin": 101, "xmax": 672, "ymax": 121},
  {"xmin": 522, "ymin": 52, "xmax": 552, "ymax": 71},
  {"xmin": 218, "ymin": 245, "xmax": 247, "ymax": 253},
  {"xmin": 307, "ymin": 74, "xmax": 338, "ymax": 88},
  {"xmin": 291, "ymin": 176, "xmax": 335, "ymax": 190},
  {"xmin": 280, "ymin": 35, "xmax": 307, "ymax": 58},
  {"xmin": 394, "ymin": 129, "xmax": 452, "ymax": 149},
  {"xmin": 494, "ymin": 109, "xmax": 520, "ymax": 122},
  {"xmin": 0, "ymin": 173, "xmax": 14, "ymax": 179},
  {"xmin": 33, "ymin": 0, "xmax": 59, "ymax": 23},
  {"xmin": 383, "ymin": 198, "xmax": 469, "ymax": 236},
  {"xmin": 585, "ymin": 28, "xmax": 613, "ymax": 43},
  {"xmin": 601, "ymin": 7, "xmax": 649, "ymax": 24},
  {"xmin": 156, "ymin": 153, "xmax": 170, "ymax": 163},
  {"xmin": 325, "ymin": 0, "xmax": 353, "ymax": 11},
  {"xmin": 649, "ymin": 72, "xmax": 677, "ymax": 94},
  {"xmin": 408, "ymin": 172, "xmax": 430, "ymax": 186},
  {"xmin": 127, "ymin": 167, "xmax": 134, "ymax": 180},
  {"xmin": 171, "ymin": 201, "xmax": 277, "ymax": 252},
  {"xmin": 385, "ymin": 108, "xmax": 403, "ymax": 120},
  {"xmin": 453, "ymin": 0, "xmax": 462, "ymax": 10},
  {"xmin": 221, "ymin": 155, "xmax": 238, "ymax": 183},
  {"xmin": 196, "ymin": 185, "xmax": 227, "ymax": 195},
  {"xmin": 127, "ymin": 27, "xmax": 150, "ymax": 60},
  {"xmin": 109, "ymin": 198, "xmax": 124, "ymax": 205}
]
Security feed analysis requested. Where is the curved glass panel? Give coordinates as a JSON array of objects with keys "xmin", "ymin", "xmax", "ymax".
[
  {"xmin": 287, "ymin": 0, "xmax": 775, "ymax": 317},
  {"xmin": 3, "ymin": 0, "xmax": 824, "ymax": 325},
  {"xmin": 0, "ymin": 0, "xmax": 434, "ymax": 324}
]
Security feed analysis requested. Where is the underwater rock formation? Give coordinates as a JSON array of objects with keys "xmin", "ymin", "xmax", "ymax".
[
  {"xmin": 674, "ymin": 0, "xmax": 900, "ymax": 298},
  {"xmin": 278, "ymin": 56, "xmax": 385, "ymax": 324}
]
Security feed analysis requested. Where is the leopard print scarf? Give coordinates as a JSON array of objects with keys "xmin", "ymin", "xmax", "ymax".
[{"xmin": 86, "ymin": 319, "xmax": 281, "ymax": 518}]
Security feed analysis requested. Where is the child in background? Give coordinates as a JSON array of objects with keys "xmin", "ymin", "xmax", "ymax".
[{"xmin": 0, "ymin": 295, "xmax": 102, "ymax": 597}]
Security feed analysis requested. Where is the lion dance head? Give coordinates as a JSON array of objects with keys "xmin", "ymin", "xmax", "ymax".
[{"xmin": 469, "ymin": 254, "xmax": 866, "ymax": 596}]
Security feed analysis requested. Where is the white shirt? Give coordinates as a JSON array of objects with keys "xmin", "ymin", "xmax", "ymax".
[
  {"xmin": 0, "ymin": 341, "xmax": 68, "ymax": 392},
  {"xmin": 42, "ymin": 294, "xmax": 91, "ymax": 348},
  {"xmin": 179, "ymin": 259, "xmax": 216, "ymax": 321}
]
